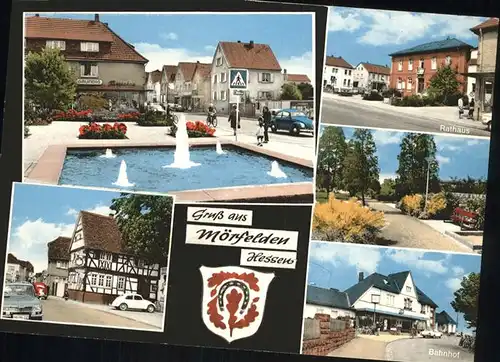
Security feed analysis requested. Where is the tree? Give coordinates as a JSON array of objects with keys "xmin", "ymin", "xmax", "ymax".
[
  {"xmin": 280, "ymin": 82, "xmax": 303, "ymax": 100},
  {"xmin": 395, "ymin": 133, "xmax": 440, "ymax": 198},
  {"xmin": 342, "ymin": 128, "xmax": 380, "ymax": 206},
  {"xmin": 428, "ymin": 65, "xmax": 461, "ymax": 103},
  {"xmin": 380, "ymin": 178, "xmax": 396, "ymax": 198},
  {"xmin": 316, "ymin": 126, "xmax": 348, "ymax": 196},
  {"xmin": 24, "ymin": 47, "xmax": 77, "ymax": 114},
  {"xmin": 451, "ymin": 272, "xmax": 480, "ymax": 329},
  {"xmin": 297, "ymin": 82, "xmax": 314, "ymax": 100},
  {"xmin": 110, "ymin": 193, "xmax": 174, "ymax": 266}
]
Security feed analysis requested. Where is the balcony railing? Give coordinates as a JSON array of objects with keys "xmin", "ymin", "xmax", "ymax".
[{"xmin": 417, "ymin": 68, "xmax": 425, "ymax": 75}]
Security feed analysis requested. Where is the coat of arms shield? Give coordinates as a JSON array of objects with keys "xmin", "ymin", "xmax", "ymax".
[{"xmin": 199, "ymin": 265, "xmax": 275, "ymax": 343}]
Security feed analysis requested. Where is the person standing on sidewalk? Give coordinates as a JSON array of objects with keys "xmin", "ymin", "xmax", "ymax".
[
  {"xmin": 228, "ymin": 104, "xmax": 241, "ymax": 136},
  {"xmin": 262, "ymin": 106, "xmax": 272, "ymax": 143},
  {"xmin": 458, "ymin": 96, "xmax": 464, "ymax": 119}
]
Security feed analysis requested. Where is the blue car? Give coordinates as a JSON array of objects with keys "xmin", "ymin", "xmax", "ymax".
[{"xmin": 270, "ymin": 108, "xmax": 314, "ymax": 136}]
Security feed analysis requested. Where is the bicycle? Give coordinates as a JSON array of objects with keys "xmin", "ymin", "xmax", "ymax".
[
  {"xmin": 167, "ymin": 113, "xmax": 178, "ymax": 125},
  {"xmin": 206, "ymin": 112, "xmax": 218, "ymax": 127}
]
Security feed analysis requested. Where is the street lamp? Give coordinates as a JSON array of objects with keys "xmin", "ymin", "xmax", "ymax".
[
  {"xmin": 424, "ymin": 156, "xmax": 433, "ymax": 212},
  {"xmin": 371, "ymin": 293, "xmax": 380, "ymax": 331}
]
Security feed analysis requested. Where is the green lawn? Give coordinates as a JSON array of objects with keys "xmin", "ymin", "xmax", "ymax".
[{"xmin": 315, "ymin": 190, "xmax": 350, "ymax": 203}]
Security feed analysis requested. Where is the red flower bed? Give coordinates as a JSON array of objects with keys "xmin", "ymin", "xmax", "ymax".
[
  {"xmin": 118, "ymin": 112, "xmax": 141, "ymax": 121},
  {"xmin": 54, "ymin": 109, "xmax": 92, "ymax": 121},
  {"xmin": 78, "ymin": 122, "xmax": 128, "ymax": 139},
  {"xmin": 53, "ymin": 109, "xmax": 140, "ymax": 122},
  {"xmin": 169, "ymin": 120, "xmax": 215, "ymax": 137}
]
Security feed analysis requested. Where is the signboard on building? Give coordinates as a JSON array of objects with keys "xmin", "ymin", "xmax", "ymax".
[
  {"xmin": 229, "ymin": 69, "xmax": 248, "ymax": 90},
  {"xmin": 76, "ymin": 78, "xmax": 103, "ymax": 85}
]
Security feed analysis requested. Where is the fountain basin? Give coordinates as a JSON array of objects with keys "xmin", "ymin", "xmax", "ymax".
[{"xmin": 26, "ymin": 140, "xmax": 314, "ymax": 203}]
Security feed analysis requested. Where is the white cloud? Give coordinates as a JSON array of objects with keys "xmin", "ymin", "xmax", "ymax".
[
  {"xmin": 161, "ymin": 32, "xmax": 178, "ymax": 41},
  {"xmin": 8, "ymin": 219, "xmax": 74, "ymax": 273},
  {"xmin": 445, "ymin": 277, "xmax": 462, "ymax": 292},
  {"xmin": 372, "ymin": 130, "xmax": 402, "ymax": 145},
  {"xmin": 280, "ymin": 51, "xmax": 314, "ymax": 84},
  {"xmin": 328, "ymin": 7, "xmax": 484, "ymax": 46},
  {"xmin": 452, "ymin": 266, "xmax": 465, "ymax": 276},
  {"xmin": 379, "ymin": 173, "xmax": 397, "ymax": 182},
  {"xmin": 204, "ymin": 45, "xmax": 216, "ymax": 53},
  {"xmin": 66, "ymin": 208, "xmax": 78, "ymax": 217},
  {"xmin": 85, "ymin": 205, "xmax": 113, "ymax": 216},
  {"xmin": 385, "ymin": 249, "xmax": 449, "ymax": 275},
  {"xmin": 309, "ymin": 242, "xmax": 382, "ymax": 274},
  {"xmin": 436, "ymin": 154, "xmax": 451, "ymax": 164}
]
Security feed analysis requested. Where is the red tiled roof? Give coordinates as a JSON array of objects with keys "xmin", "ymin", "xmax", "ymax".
[
  {"xmin": 471, "ymin": 18, "xmax": 499, "ymax": 34},
  {"xmin": 47, "ymin": 237, "xmax": 71, "ymax": 261},
  {"xmin": 25, "ymin": 16, "xmax": 148, "ymax": 63},
  {"xmin": 162, "ymin": 65, "xmax": 177, "ymax": 82},
  {"xmin": 178, "ymin": 62, "xmax": 198, "ymax": 81},
  {"xmin": 80, "ymin": 211, "xmax": 126, "ymax": 254},
  {"xmin": 287, "ymin": 74, "xmax": 311, "ymax": 83},
  {"xmin": 325, "ymin": 56, "xmax": 353, "ymax": 69},
  {"xmin": 219, "ymin": 41, "xmax": 281, "ymax": 71},
  {"xmin": 149, "ymin": 70, "xmax": 162, "ymax": 83},
  {"xmin": 361, "ymin": 62, "xmax": 391, "ymax": 75},
  {"xmin": 194, "ymin": 62, "xmax": 212, "ymax": 78},
  {"xmin": 7, "ymin": 253, "xmax": 34, "ymax": 272}
]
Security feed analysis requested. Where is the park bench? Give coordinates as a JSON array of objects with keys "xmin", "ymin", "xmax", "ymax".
[{"xmin": 450, "ymin": 207, "xmax": 478, "ymax": 230}]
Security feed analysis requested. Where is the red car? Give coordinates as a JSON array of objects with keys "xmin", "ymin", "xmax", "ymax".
[{"xmin": 33, "ymin": 282, "xmax": 48, "ymax": 300}]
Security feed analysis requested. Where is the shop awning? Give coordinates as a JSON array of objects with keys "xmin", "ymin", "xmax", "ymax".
[{"xmin": 356, "ymin": 308, "xmax": 429, "ymax": 321}]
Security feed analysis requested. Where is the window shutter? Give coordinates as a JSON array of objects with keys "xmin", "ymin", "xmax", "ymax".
[
  {"xmin": 258, "ymin": 73, "xmax": 262, "ymax": 82},
  {"xmin": 270, "ymin": 73, "xmax": 274, "ymax": 83},
  {"xmin": 91, "ymin": 65, "xmax": 98, "ymax": 77},
  {"xmin": 80, "ymin": 42, "xmax": 86, "ymax": 52},
  {"xmin": 80, "ymin": 64, "xmax": 85, "ymax": 76}
]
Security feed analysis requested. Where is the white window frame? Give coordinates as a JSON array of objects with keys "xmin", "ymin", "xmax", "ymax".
[
  {"xmin": 408, "ymin": 59, "xmax": 413, "ymax": 71},
  {"xmin": 117, "ymin": 276, "xmax": 125, "ymax": 290},
  {"xmin": 46, "ymin": 40, "xmax": 66, "ymax": 50},
  {"xmin": 419, "ymin": 59, "xmax": 425, "ymax": 69},
  {"xmin": 216, "ymin": 57, "xmax": 222, "ymax": 66},
  {"xmin": 220, "ymin": 72, "xmax": 227, "ymax": 83},
  {"xmin": 398, "ymin": 60, "xmax": 403, "ymax": 71},
  {"xmin": 105, "ymin": 275, "xmax": 112, "ymax": 288},
  {"xmin": 100, "ymin": 252, "xmax": 112, "ymax": 261},
  {"xmin": 213, "ymin": 74, "xmax": 217, "ymax": 84},
  {"xmin": 90, "ymin": 273, "xmax": 97, "ymax": 286},
  {"xmin": 98, "ymin": 274, "xmax": 105, "ymax": 287},
  {"xmin": 261, "ymin": 72, "xmax": 272, "ymax": 82},
  {"xmin": 406, "ymin": 286, "xmax": 412, "ymax": 292},
  {"xmin": 431, "ymin": 57, "xmax": 437, "ymax": 70},
  {"xmin": 80, "ymin": 42, "xmax": 99, "ymax": 52},
  {"xmin": 445, "ymin": 55, "xmax": 452, "ymax": 65},
  {"xmin": 259, "ymin": 91, "xmax": 272, "ymax": 99},
  {"xmin": 407, "ymin": 77, "xmax": 412, "ymax": 90},
  {"xmin": 212, "ymin": 91, "xmax": 217, "ymax": 101},
  {"xmin": 220, "ymin": 90, "xmax": 226, "ymax": 101},
  {"xmin": 80, "ymin": 63, "xmax": 99, "ymax": 78}
]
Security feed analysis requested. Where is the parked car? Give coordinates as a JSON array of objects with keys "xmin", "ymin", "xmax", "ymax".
[
  {"xmin": 482, "ymin": 113, "xmax": 492, "ymax": 131},
  {"xmin": 32, "ymin": 282, "xmax": 48, "ymax": 300},
  {"xmin": 420, "ymin": 329, "xmax": 443, "ymax": 338},
  {"xmin": 111, "ymin": 293, "xmax": 156, "ymax": 313},
  {"xmin": 148, "ymin": 103, "xmax": 165, "ymax": 113},
  {"xmin": 270, "ymin": 108, "xmax": 314, "ymax": 136},
  {"xmin": 2, "ymin": 282, "xmax": 43, "ymax": 320},
  {"xmin": 168, "ymin": 103, "xmax": 184, "ymax": 112},
  {"xmin": 269, "ymin": 108, "xmax": 281, "ymax": 116}
]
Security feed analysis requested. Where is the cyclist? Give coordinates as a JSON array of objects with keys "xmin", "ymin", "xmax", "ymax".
[{"xmin": 207, "ymin": 103, "xmax": 217, "ymax": 125}]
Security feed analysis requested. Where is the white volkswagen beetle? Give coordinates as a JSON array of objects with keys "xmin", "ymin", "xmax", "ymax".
[
  {"xmin": 111, "ymin": 293, "xmax": 156, "ymax": 313},
  {"xmin": 420, "ymin": 329, "xmax": 443, "ymax": 339}
]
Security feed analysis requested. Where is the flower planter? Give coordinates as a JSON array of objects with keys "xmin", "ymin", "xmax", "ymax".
[
  {"xmin": 169, "ymin": 120, "xmax": 215, "ymax": 137},
  {"xmin": 78, "ymin": 122, "xmax": 128, "ymax": 139}
]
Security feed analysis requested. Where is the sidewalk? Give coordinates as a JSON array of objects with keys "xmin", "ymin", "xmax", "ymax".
[
  {"xmin": 53, "ymin": 296, "xmax": 164, "ymax": 329},
  {"xmin": 323, "ymin": 93, "xmax": 484, "ymax": 127}
]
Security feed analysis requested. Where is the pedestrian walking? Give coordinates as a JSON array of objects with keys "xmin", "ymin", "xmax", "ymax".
[
  {"xmin": 256, "ymin": 117, "xmax": 265, "ymax": 146},
  {"xmin": 228, "ymin": 104, "xmax": 241, "ymax": 136},
  {"xmin": 468, "ymin": 98, "xmax": 475, "ymax": 119},
  {"xmin": 262, "ymin": 106, "xmax": 272, "ymax": 143},
  {"xmin": 458, "ymin": 96, "xmax": 464, "ymax": 119}
]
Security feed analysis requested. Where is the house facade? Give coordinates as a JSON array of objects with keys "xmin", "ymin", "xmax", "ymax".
[
  {"xmin": 25, "ymin": 14, "xmax": 149, "ymax": 108},
  {"xmin": 285, "ymin": 73, "xmax": 312, "ymax": 85},
  {"xmin": 67, "ymin": 211, "xmax": 160, "ymax": 305},
  {"xmin": 46, "ymin": 236, "xmax": 71, "ymax": 298},
  {"xmin": 191, "ymin": 62, "xmax": 212, "ymax": 111},
  {"xmin": 304, "ymin": 285, "xmax": 356, "ymax": 320},
  {"xmin": 467, "ymin": 49, "xmax": 479, "ymax": 96},
  {"xmin": 146, "ymin": 70, "xmax": 162, "ymax": 103},
  {"xmin": 6, "ymin": 254, "xmax": 34, "ymax": 283},
  {"xmin": 324, "ymin": 56, "xmax": 354, "ymax": 92},
  {"xmin": 160, "ymin": 65, "xmax": 177, "ymax": 104},
  {"xmin": 468, "ymin": 18, "xmax": 498, "ymax": 121},
  {"xmin": 353, "ymin": 62, "xmax": 390, "ymax": 92},
  {"xmin": 436, "ymin": 311, "xmax": 457, "ymax": 334},
  {"xmin": 211, "ymin": 40, "xmax": 283, "ymax": 114},
  {"xmin": 173, "ymin": 62, "xmax": 198, "ymax": 109},
  {"xmin": 389, "ymin": 38, "xmax": 472, "ymax": 96},
  {"xmin": 346, "ymin": 271, "xmax": 437, "ymax": 332}
]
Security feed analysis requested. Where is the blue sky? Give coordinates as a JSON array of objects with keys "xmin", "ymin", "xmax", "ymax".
[
  {"xmin": 319, "ymin": 125, "xmax": 490, "ymax": 181},
  {"xmin": 327, "ymin": 7, "xmax": 486, "ymax": 68},
  {"xmin": 7, "ymin": 183, "xmax": 120, "ymax": 273},
  {"xmin": 308, "ymin": 242, "xmax": 482, "ymax": 333},
  {"xmin": 26, "ymin": 12, "xmax": 314, "ymax": 79}
]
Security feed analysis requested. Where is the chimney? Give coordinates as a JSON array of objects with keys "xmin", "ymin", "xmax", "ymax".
[
  {"xmin": 94, "ymin": 14, "xmax": 100, "ymax": 22},
  {"xmin": 358, "ymin": 272, "xmax": 364, "ymax": 282}
]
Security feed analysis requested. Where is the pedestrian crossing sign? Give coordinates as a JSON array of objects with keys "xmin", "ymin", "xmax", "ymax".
[{"xmin": 229, "ymin": 69, "xmax": 248, "ymax": 90}]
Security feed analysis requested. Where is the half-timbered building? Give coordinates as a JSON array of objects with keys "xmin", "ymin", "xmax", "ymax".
[{"xmin": 67, "ymin": 211, "xmax": 160, "ymax": 304}]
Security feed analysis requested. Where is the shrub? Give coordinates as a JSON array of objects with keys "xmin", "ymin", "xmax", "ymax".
[
  {"xmin": 426, "ymin": 192, "xmax": 447, "ymax": 217},
  {"xmin": 465, "ymin": 196, "xmax": 486, "ymax": 230},
  {"xmin": 53, "ymin": 109, "xmax": 140, "ymax": 122},
  {"xmin": 78, "ymin": 122, "xmax": 128, "ymax": 139},
  {"xmin": 382, "ymin": 88, "xmax": 402, "ymax": 98},
  {"xmin": 137, "ymin": 110, "xmax": 174, "ymax": 126},
  {"xmin": 312, "ymin": 194, "xmax": 385, "ymax": 244},
  {"xmin": 399, "ymin": 194, "xmax": 424, "ymax": 217},
  {"xmin": 78, "ymin": 94, "xmax": 108, "ymax": 110},
  {"xmin": 169, "ymin": 120, "xmax": 215, "ymax": 137},
  {"xmin": 363, "ymin": 91, "xmax": 384, "ymax": 101}
]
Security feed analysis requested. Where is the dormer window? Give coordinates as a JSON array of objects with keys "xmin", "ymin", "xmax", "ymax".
[
  {"xmin": 81, "ymin": 42, "xmax": 99, "ymax": 52},
  {"xmin": 46, "ymin": 40, "xmax": 66, "ymax": 50}
]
